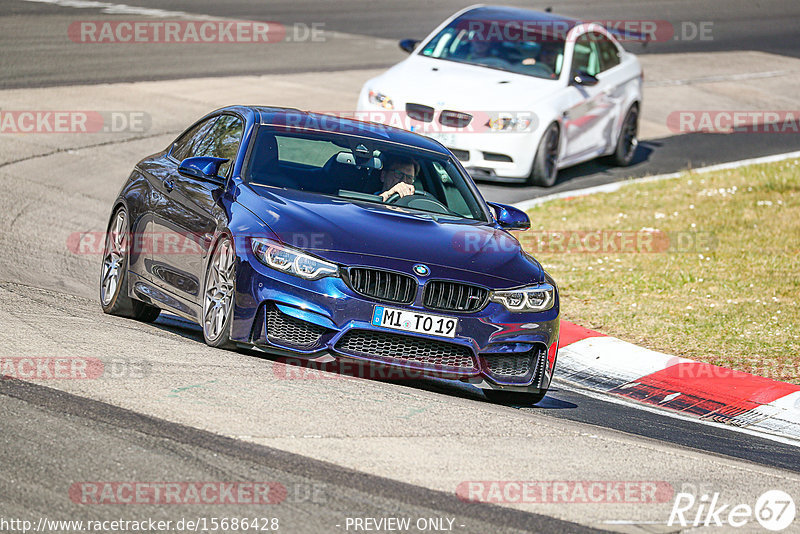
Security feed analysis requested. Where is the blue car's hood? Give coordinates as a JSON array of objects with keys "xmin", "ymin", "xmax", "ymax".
[{"xmin": 240, "ymin": 185, "xmax": 544, "ymax": 289}]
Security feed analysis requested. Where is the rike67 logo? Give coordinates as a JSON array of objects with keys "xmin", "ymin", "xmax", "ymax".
[{"xmin": 669, "ymin": 489, "xmax": 795, "ymax": 531}]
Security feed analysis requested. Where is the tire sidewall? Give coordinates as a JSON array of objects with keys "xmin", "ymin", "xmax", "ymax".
[
  {"xmin": 614, "ymin": 104, "xmax": 639, "ymax": 165},
  {"xmin": 100, "ymin": 207, "xmax": 130, "ymax": 314},
  {"xmin": 202, "ymin": 235, "xmax": 236, "ymax": 348},
  {"xmin": 528, "ymin": 123, "xmax": 559, "ymax": 187}
]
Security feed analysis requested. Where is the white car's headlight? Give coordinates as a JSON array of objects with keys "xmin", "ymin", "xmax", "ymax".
[
  {"xmin": 368, "ymin": 90, "xmax": 394, "ymax": 110},
  {"xmin": 251, "ymin": 238, "xmax": 338, "ymax": 280},
  {"xmin": 490, "ymin": 283, "xmax": 555, "ymax": 312},
  {"xmin": 487, "ymin": 113, "xmax": 533, "ymax": 132}
]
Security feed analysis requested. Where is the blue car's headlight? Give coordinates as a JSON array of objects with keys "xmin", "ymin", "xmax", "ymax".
[
  {"xmin": 251, "ymin": 238, "xmax": 338, "ymax": 280},
  {"xmin": 490, "ymin": 283, "xmax": 555, "ymax": 312}
]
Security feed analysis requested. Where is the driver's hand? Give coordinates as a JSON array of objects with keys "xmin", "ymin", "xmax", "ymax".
[{"xmin": 380, "ymin": 182, "xmax": 415, "ymax": 202}]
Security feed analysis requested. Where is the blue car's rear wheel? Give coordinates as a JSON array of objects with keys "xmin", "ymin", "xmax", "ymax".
[
  {"xmin": 100, "ymin": 207, "xmax": 160, "ymax": 322},
  {"xmin": 202, "ymin": 236, "xmax": 236, "ymax": 349}
]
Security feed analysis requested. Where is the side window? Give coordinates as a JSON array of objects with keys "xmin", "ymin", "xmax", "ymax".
[
  {"xmin": 595, "ymin": 33, "xmax": 621, "ymax": 71},
  {"xmin": 194, "ymin": 115, "xmax": 244, "ymax": 176},
  {"xmin": 570, "ymin": 34, "xmax": 600, "ymax": 77},
  {"xmin": 171, "ymin": 118, "xmax": 218, "ymax": 161}
]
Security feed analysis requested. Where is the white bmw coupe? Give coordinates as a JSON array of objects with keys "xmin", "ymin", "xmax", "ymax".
[{"xmin": 357, "ymin": 5, "xmax": 643, "ymax": 186}]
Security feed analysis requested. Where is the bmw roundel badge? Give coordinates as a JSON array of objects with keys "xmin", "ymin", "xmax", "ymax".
[{"xmin": 413, "ymin": 264, "xmax": 430, "ymax": 276}]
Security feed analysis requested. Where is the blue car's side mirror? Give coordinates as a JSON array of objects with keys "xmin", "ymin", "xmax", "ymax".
[
  {"xmin": 399, "ymin": 39, "xmax": 419, "ymax": 53},
  {"xmin": 488, "ymin": 202, "xmax": 530, "ymax": 231},
  {"xmin": 178, "ymin": 156, "xmax": 229, "ymax": 184}
]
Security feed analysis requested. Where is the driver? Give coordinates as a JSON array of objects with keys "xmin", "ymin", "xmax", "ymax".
[
  {"xmin": 522, "ymin": 43, "xmax": 559, "ymax": 72},
  {"xmin": 378, "ymin": 154, "xmax": 419, "ymax": 202}
]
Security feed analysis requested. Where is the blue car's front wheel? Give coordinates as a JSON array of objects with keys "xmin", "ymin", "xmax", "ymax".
[
  {"xmin": 202, "ymin": 236, "xmax": 237, "ymax": 349},
  {"xmin": 484, "ymin": 389, "xmax": 547, "ymax": 406}
]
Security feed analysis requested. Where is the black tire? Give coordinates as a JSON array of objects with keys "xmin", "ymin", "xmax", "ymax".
[
  {"xmin": 484, "ymin": 389, "xmax": 547, "ymax": 406},
  {"xmin": 100, "ymin": 207, "xmax": 160, "ymax": 322},
  {"xmin": 527, "ymin": 123, "xmax": 560, "ymax": 187},
  {"xmin": 201, "ymin": 236, "xmax": 237, "ymax": 349},
  {"xmin": 608, "ymin": 104, "xmax": 639, "ymax": 166},
  {"xmin": 134, "ymin": 304, "xmax": 161, "ymax": 323}
]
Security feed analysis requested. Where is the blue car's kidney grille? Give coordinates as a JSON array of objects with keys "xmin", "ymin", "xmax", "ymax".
[
  {"xmin": 266, "ymin": 305, "xmax": 327, "ymax": 348},
  {"xmin": 335, "ymin": 330, "xmax": 477, "ymax": 371},
  {"xmin": 423, "ymin": 280, "xmax": 488, "ymax": 312},
  {"xmin": 347, "ymin": 268, "xmax": 416, "ymax": 304}
]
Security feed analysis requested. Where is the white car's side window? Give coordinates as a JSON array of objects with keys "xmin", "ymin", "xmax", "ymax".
[{"xmin": 571, "ymin": 33, "xmax": 601, "ymax": 77}]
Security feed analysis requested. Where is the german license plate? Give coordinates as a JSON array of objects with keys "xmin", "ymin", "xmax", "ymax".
[{"xmin": 371, "ymin": 305, "xmax": 458, "ymax": 338}]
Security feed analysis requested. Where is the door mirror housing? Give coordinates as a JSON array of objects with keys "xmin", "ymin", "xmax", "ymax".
[
  {"xmin": 571, "ymin": 70, "xmax": 599, "ymax": 86},
  {"xmin": 399, "ymin": 39, "xmax": 420, "ymax": 53},
  {"xmin": 178, "ymin": 156, "xmax": 229, "ymax": 184},
  {"xmin": 488, "ymin": 202, "xmax": 530, "ymax": 231}
]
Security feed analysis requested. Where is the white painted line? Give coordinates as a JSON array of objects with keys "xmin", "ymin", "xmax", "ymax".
[
  {"xmin": 21, "ymin": 0, "xmax": 204, "ymax": 19},
  {"xmin": 561, "ymin": 337, "xmax": 690, "ymax": 382},
  {"xmin": 514, "ymin": 150, "xmax": 800, "ymax": 212},
  {"xmin": 21, "ymin": 0, "xmax": 398, "ymax": 45},
  {"xmin": 554, "ymin": 379, "xmax": 800, "ymax": 448},
  {"xmin": 645, "ymin": 70, "xmax": 794, "ymax": 87}
]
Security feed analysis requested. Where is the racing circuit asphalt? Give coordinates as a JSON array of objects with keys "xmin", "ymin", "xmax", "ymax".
[{"xmin": 1, "ymin": 0, "xmax": 800, "ymax": 532}]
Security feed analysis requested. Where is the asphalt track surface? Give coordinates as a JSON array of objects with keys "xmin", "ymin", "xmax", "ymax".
[
  {"xmin": 2, "ymin": 0, "xmax": 800, "ymax": 532},
  {"xmin": 3, "ymin": 0, "xmax": 799, "ymax": 88},
  {"xmin": 0, "ymin": 378, "xmax": 599, "ymax": 534}
]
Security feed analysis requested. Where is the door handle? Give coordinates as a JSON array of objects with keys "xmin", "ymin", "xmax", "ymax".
[{"xmin": 163, "ymin": 178, "xmax": 175, "ymax": 192}]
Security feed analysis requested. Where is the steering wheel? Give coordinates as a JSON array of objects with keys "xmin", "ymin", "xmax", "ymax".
[
  {"xmin": 384, "ymin": 189, "xmax": 433, "ymax": 203},
  {"xmin": 384, "ymin": 190, "xmax": 453, "ymax": 215}
]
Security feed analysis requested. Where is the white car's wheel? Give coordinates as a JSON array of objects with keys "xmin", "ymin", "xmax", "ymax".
[
  {"xmin": 527, "ymin": 123, "xmax": 559, "ymax": 187},
  {"xmin": 609, "ymin": 104, "xmax": 639, "ymax": 166}
]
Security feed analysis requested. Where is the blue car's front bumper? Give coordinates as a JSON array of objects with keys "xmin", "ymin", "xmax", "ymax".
[{"xmin": 230, "ymin": 254, "xmax": 559, "ymax": 392}]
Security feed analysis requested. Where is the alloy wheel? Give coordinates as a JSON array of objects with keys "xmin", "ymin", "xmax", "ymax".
[
  {"xmin": 203, "ymin": 239, "xmax": 235, "ymax": 342},
  {"xmin": 100, "ymin": 210, "xmax": 127, "ymax": 306}
]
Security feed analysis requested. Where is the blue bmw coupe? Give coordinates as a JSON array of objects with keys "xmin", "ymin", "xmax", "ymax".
[{"xmin": 100, "ymin": 106, "xmax": 560, "ymax": 404}]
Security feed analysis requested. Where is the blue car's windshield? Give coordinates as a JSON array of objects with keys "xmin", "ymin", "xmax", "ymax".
[
  {"xmin": 246, "ymin": 126, "xmax": 488, "ymax": 222},
  {"xmin": 419, "ymin": 15, "xmax": 566, "ymax": 79}
]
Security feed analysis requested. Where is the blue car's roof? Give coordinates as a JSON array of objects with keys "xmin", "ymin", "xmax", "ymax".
[
  {"xmin": 245, "ymin": 106, "xmax": 450, "ymax": 155},
  {"xmin": 458, "ymin": 5, "xmax": 579, "ymax": 27}
]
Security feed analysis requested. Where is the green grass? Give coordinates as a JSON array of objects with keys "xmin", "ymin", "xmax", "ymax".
[{"xmin": 524, "ymin": 159, "xmax": 800, "ymax": 383}]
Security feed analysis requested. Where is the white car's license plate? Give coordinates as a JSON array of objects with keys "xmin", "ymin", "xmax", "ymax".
[{"xmin": 371, "ymin": 305, "xmax": 458, "ymax": 338}]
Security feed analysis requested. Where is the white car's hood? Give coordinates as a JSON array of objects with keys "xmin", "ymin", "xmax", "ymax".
[{"xmin": 370, "ymin": 55, "xmax": 561, "ymax": 112}]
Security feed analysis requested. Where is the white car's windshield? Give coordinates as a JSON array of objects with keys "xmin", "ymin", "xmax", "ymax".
[{"xmin": 420, "ymin": 16, "xmax": 567, "ymax": 80}]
